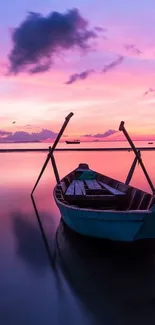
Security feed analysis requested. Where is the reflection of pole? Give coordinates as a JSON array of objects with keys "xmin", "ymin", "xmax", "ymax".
[
  {"xmin": 125, "ymin": 150, "xmax": 140, "ymax": 185},
  {"xmin": 31, "ymin": 112, "xmax": 74, "ymax": 195},
  {"xmin": 50, "ymin": 148, "xmax": 60, "ymax": 184},
  {"xmin": 119, "ymin": 121, "xmax": 155, "ymax": 194},
  {"xmin": 31, "ymin": 195, "xmax": 55, "ymax": 270}
]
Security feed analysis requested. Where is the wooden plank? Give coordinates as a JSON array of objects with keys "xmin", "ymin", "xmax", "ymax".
[
  {"xmin": 127, "ymin": 189, "xmax": 137, "ymax": 210},
  {"xmin": 75, "ymin": 182, "xmax": 83, "ymax": 195},
  {"xmin": 99, "ymin": 182, "xmax": 124, "ymax": 195},
  {"xmin": 76, "ymin": 180, "xmax": 86, "ymax": 195},
  {"xmin": 65, "ymin": 180, "xmax": 76, "ymax": 195},
  {"xmin": 85, "ymin": 194, "xmax": 115, "ymax": 200},
  {"xmin": 58, "ymin": 181, "xmax": 66, "ymax": 193},
  {"xmin": 137, "ymin": 193, "xmax": 151, "ymax": 210},
  {"xmin": 65, "ymin": 194, "xmax": 116, "ymax": 202},
  {"xmin": 147, "ymin": 196, "xmax": 155, "ymax": 210},
  {"xmin": 85, "ymin": 180, "xmax": 102, "ymax": 190},
  {"xmin": 137, "ymin": 193, "xmax": 146, "ymax": 210}
]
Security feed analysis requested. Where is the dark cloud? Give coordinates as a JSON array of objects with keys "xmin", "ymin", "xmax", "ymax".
[
  {"xmin": 102, "ymin": 56, "xmax": 124, "ymax": 74},
  {"xmin": 143, "ymin": 88, "xmax": 155, "ymax": 96},
  {"xmin": 66, "ymin": 55, "xmax": 124, "ymax": 84},
  {"xmin": 29, "ymin": 61, "xmax": 51, "ymax": 74},
  {"xmin": 84, "ymin": 130, "xmax": 117, "ymax": 138},
  {"xmin": 0, "ymin": 129, "xmax": 57, "ymax": 142},
  {"xmin": 8, "ymin": 9, "xmax": 97, "ymax": 74},
  {"xmin": 65, "ymin": 69, "xmax": 94, "ymax": 84},
  {"xmin": 124, "ymin": 44, "xmax": 142, "ymax": 55}
]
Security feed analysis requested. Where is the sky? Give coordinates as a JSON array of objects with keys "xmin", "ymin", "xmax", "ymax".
[{"xmin": 0, "ymin": 0, "xmax": 155, "ymax": 141}]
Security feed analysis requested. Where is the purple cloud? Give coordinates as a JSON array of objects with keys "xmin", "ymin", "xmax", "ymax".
[
  {"xmin": 65, "ymin": 69, "xmax": 94, "ymax": 84},
  {"xmin": 84, "ymin": 129, "xmax": 117, "ymax": 138},
  {"xmin": 0, "ymin": 129, "xmax": 58, "ymax": 142},
  {"xmin": 124, "ymin": 44, "xmax": 142, "ymax": 55},
  {"xmin": 66, "ymin": 55, "xmax": 124, "ymax": 85},
  {"xmin": 29, "ymin": 61, "xmax": 52, "ymax": 74},
  {"xmin": 102, "ymin": 56, "xmax": 124, "ymax": 74},
  {"xmin": 143, "ymin": 88, "xmax": 155, "ymax": 96},
  {"xmin": 0, "ymin": 130, "xmax": 12, "ymax": 137},
  {"xmin": 8, "ymin": 9, "xmax": 97, "ymax": 74}
]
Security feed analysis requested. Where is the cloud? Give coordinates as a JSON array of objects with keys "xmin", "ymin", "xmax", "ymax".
[
  {"xmin": 102, "ymin": 56, "xmax": 124, "ymax": 74},
  {"xmin": 0, "ymin": 130, "xmax": 12, "ymax": 137},
  {"xmin": 65, "ymin": 69, "xmax": 94, "ymax": 84},
  {"xmin": 84, "ymin": 129, "xmax": 117, "ymax": 138},
  {"xmin": 94, "ymin": 26, "xmax": 107, "ymax": 32},
  {"xmin": 143, "ymin": 88, "xmax": 155, "ymax": 96},
  {"xmin": 29, "ymin": 61, "xmax": 51, "ymax": 74},
  {"xmin": 65, "ymin": 54, "xmax": 124, "ymax": 85},
  {"xmin": 0, "ymin": 129, "xmax": 57, "ymax": 142},
  {"xmin": 8, "ymin": 9, "xmax": 97, "ymax": 74},
  {"xmin": 124, "ymin": 44, "xmax": 142, "ymax": 55}
]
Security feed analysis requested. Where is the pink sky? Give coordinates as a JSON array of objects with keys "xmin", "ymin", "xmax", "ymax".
[{"xmin": 0, "ymin": 2, "xmax": 155, "ymax": 141}]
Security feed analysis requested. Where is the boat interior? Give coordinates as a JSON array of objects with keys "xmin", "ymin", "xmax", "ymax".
[{"xmin": 55, "ymin": 164, "xmax": 155, "ymax": 211}]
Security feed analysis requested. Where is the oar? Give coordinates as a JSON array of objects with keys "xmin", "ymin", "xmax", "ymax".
[
  {"xmin": 119, "ymin": 121, "xmax": 155, "ymax": 194},
  {"xmin": 31, "ymin": 112, "xmax": 74, "ymax": 195}
]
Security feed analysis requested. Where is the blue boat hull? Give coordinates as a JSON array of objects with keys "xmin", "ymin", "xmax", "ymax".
[{"xmin": 56, "ymin": 200, "xmax": 155, "ymax": 242}]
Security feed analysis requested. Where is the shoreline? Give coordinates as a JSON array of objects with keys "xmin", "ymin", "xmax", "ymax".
[{"xmin": 0, "ymin": 147, "xmax": 155, "ymax": 153}]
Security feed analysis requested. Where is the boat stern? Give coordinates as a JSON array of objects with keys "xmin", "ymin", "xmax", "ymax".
[{"xmin": 134, "ymin": 205, "xmax": 155, "ymax": 240}]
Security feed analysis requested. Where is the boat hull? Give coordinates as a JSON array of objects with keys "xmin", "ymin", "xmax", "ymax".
[
  {"xmin": 65, "ymin": 141, "xmax": 80, "ymax": 144},
  {"xmin": 55, "ymin": 199, "xmax": 155, "ymax": 242}
]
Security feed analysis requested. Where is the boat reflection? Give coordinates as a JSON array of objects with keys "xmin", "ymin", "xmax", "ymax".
[{"xmin": 55, "ymin": 219, "xmax": 155, "ymax": 325}]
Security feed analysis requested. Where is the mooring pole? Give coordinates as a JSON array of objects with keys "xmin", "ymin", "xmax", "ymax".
[
  {"xmin": 119, "ymin": 121, "xmax": 155, "ymax": 194},
  {"xmin": 49, "ymin": 148, "xmax": 60, "ymax": 184},
  {"xmin": 31, "ymin": 112, "xmax": 74, "ymax": 195},
  {"xmin": 125, "ymin": 150, "xmax": 140, "ymax": 185}
]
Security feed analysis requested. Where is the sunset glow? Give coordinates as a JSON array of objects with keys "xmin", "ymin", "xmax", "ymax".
[{"xmin": 0, "ymin": 1, "xmax": 155, "ymax": 141}]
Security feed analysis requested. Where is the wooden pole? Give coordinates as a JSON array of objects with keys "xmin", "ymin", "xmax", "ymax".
[
  {"xmin": 119, "ymin": 121, "xmax": 155, "ymax": 194},
  {"xmin": 125, "ymin": 150, "xmax": 140, "ymax": 185},
  {"xmin": 50, "ymin": 148, "xmax": 60, "ymax": 184},
  {"xmin": 31, "ymin": 112, "xmax": 74, "ymax": 195}
]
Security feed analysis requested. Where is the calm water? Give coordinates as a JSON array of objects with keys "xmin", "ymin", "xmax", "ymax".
[
  {"xmin": 1, "ymin": 149, "xmax": 155, "ymax": 324},
  {"xmin": 0, "ymin": 140, "xmax": 154, "ymax": 150}
]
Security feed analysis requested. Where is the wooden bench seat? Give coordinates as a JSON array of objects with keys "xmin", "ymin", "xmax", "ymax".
[
  {"xmin": 65, "ymin": 180, "xmax": 86, "ymax": 196},
  {"xmin": 84, "ymin": 180, "xmax": 102, "ymax": 190},
  {"xmin": 98, "ymin": 182, "xmax": 125, "ymax": 196}
]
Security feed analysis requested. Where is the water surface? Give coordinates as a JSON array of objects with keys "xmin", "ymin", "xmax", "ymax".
[{"xmin": 1, "ymin": 149, "xmax": 155, "ymax": 324}]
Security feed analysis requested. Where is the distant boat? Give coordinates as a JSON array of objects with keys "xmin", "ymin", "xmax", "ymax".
[
  {"xmin": 148, "ymin": 142, "xmax": 153, "ymax": 145},
  {"xmin": 66, "ymin": 140, "xmax": 80, "ymax": 144}
]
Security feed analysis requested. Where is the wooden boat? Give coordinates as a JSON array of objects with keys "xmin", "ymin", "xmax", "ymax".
[
  {"xmin": 148, "ymin": 142, "xmax": 153, "ymax": 145},
  {"xmin": 66, "ymin": 140, "xmax": 80, "ymax": 144},
  {"xmin": 32, "ymin": 113, "xmax": 155, "ymax": 243},
  {"xmin": 54, "ymin": 163, "xmax": 155, "ymax": 242}
]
